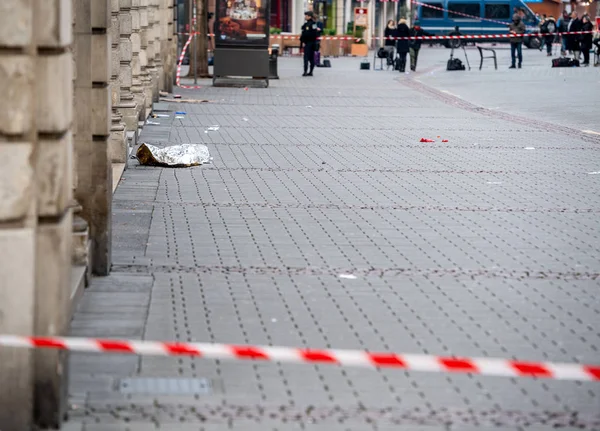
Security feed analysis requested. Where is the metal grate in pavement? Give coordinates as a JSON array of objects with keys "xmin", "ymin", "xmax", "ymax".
[{"xmin": 117, "ymin": 378, "xmax": 212, "ymax": 395}]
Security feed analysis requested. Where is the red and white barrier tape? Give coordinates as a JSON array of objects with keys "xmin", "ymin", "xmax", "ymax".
[
  {"xmin": 281, "ymin": 30, "xmax": 592, "ymax": 41},
  {"xmin": 373, "ymin": 30, "xmax": 592, "ymax": 41},
  {"xmin": 179, "ymin": 30, "xmax": 592, "ymax": 42},
  {"xmin": 176, "ymin": 34, "xmax": 203, "ymax": 90},
  {"xmin": 1, "ymin": 335, "xmax": 599, "ymax": 382}
]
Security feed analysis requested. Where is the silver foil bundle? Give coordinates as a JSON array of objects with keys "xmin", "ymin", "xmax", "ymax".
[{"xmin": 136, "ymin": 143, "xmax": 210, "ymax": 167}]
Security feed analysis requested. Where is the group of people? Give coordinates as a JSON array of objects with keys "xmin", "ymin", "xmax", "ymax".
[
  {"xmin": 504, "ymin": 10, "xmax": 597, "ymax": 69},
  {"xmin": 540, "ymin": 11, "xmax": 597, "ymax": 66},
  {"xmin": 384, "ymin": 19, "xmax": 432, "ymax": 73}
]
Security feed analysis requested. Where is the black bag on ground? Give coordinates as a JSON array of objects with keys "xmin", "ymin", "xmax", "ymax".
[
  {"xmin": 447, "ymin": 58, "xmax": 465, "ymax": 71},
  {"xmin": 322, "ymin": 59, "xmax": 331, "ymax": 68},
  {"xmin": 552, "ymin": 57, "xmax": 579, "ymax": 67}
]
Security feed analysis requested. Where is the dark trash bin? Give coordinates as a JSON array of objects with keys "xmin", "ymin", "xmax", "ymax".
[{"xmin": 269, "ymin": 45, "xmax": 279, "ymax": 80}]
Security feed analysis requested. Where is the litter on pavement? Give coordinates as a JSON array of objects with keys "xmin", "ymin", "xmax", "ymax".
[
  {"xmin": 175, "ymin": 111, "xmax": 186, "ymax": 115},
  {"xmin": 146, "ymin": 120, "xmax": 160, "ymax": 125},
  {"xmin": 524, "ymin": 147, "xmax": 535, "ymax": 150},
  {"xmin": 420, "ymin": 138, "xmax": 435, "ymax": 143},
  {"xmin": 160, "ymin": 97, "xmax": 213, "ymax": 104},
  {"xmin": 151, "ymin": 113, "xmax": 169, "ymax": 118},
  {"xmin": 339, "ymin": 274, "xmax": 357, "ymax": 280},
  {"xmin": 136, "ymin": 143, "xmax": 210, "ymax": 167},
  {"xmin": 206, "ymin": 125, "xmax": 220, "ymax": 131}
]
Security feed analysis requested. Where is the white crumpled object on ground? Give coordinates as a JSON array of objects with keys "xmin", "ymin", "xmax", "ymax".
[{"xmin": 136, "ymin": 143, "xmax": 210, "ymax": 167}]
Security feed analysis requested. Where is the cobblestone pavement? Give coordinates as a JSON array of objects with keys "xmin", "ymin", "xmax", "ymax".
[{"xmin": 62, "ymin": 50, "xmax": 600, "ymax": 431}]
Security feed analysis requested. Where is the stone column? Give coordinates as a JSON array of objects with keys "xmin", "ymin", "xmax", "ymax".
[
  {"xmin": 150, "ymin": 0, "xmax": 162, "ymax": 99},
  {"xmin": 131, "ymin": 0, "xmax": 146, "ymax": 119},
  {"xmin": 33, "ymin": 1, "xmax": 74, "ymax": 427},
  {"xmin": 166, "ymin": 0, "xmax": 176, "ymax": 93},
  {"xmin": 0, "ymin": 1, "xmax": 36, "ymax": 428},
  {"xmin": 139, "ymin": 0, "xmax": 152, "ymax": 117},
  {"xmin": 159, "ymin": 0, "xmax": 168, "ymax": 90},
  {"xmin": 117, "ymin": 0, "xmax": 141, "ymax": 133},
  {"xmin": 74, "ymin": 0, "xmax": 113, "ymax": 276},
  {"xmin": 144, "ymin": 0, "xmax": 159, "ymax": 108},
  {"xmin": 110, "ymin": 0, "xmax": 127, "ymax": 163}
]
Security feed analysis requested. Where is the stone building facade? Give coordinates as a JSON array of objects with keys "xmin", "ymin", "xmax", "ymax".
[{"xmin": 0, "ymin": 0, "xmax": 176, "ymax": 429}]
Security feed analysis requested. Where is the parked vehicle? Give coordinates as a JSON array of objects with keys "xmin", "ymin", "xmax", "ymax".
[{"xmin": 416, "ymin": 0, "xmax": 541, "ymax": 49}]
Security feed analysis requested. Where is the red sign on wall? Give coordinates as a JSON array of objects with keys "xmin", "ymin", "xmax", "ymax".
[{"xmin": 354, "ymin": 7, "xmax": 368, "ymax": 27}]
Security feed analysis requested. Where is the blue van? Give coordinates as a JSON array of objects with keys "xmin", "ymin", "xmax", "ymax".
[{"xmin": 416, "ymin": 0, "xmax": 541, "ymax": 48}]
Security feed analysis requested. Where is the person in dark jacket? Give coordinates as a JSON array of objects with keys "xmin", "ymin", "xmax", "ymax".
[
  {"xmin": 384, "ymin": 20, "xmax": 396, "ymax": 47},
  {"xmin": 409, "ymin": 20, "xmax": 432, "ymax": 71},
  {"xmin": 508, "ymin": 13, "xmax": 526, "ymax": 68},
  {"xmin": 540, "ymin": 15, "xmax": 556, "ymax": 56},
  {"xmin": 580, "ymin": 15, "xmax": 593, "ymax": 65},
  {"xmin": 566, "ymin": 11, "xmax": 582, "ymax": 58},
  {"xmin": 557, "ymin": 11, "xmax": 570, "ymax": 55},
  {"xmin": 300, "ymin": 11, "xmax": 319, "ymax": 76},
  {"xmin": 382, "ymin": 20, "xmax": 396, "ymax": 66},
  {"xmin": 395, "ymin": 18, "xmax": 410, "ymax": 73}
]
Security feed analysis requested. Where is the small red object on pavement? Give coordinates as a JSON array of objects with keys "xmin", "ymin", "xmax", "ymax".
[
  {"xmin": 174, "ymin": 94, "xmax": 182, "ymax": 99},
  {"xmin": 244, "ymin": 87, "xmax": 249, "ymax": 91},
  {"xmin": 420, "ymin": 138, "xmax": 435, "ymax": 143},
  {"xmin": 442, "ymin": 139, "xmax": 449, "ymax": 143}
]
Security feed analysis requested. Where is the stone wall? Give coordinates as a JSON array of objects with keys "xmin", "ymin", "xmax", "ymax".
[{"xmin": 0, "ymin": 0, "xmax": 176, "ymax": 428}]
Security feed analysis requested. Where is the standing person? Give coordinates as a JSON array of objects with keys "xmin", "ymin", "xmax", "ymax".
[
  {"xmin": 567, "ymin": 11, "xmax": 582, "ymax": 59},
  {"xmin": 314, "ymin": 17, "xmax": 324, "ymax": 67},
  {"xmin": 408, "ymin": 20, "xmax": 432, "ymax": 72},
  {"xmin": 557, "ymin": 11, "xmax": 570, "ymax": 55},
  {"xmin": 315, "ymin": 17, "xmax": 324, "ymax": 53},
  {"xmin": 538, "ymin": 14, "xmax": 547, "ymax": 51},
  {"xmin": 594, "ymin": 25, "xmax": 600, "ymax": 61},
  {"xmin": 384, "ymin": 20, "xmax": 396, "ymax": 47},
  {"xmin": 508, "ymin": 13, "xmax": 526, "ymax": 68},
  {"xmin": 540, "ymin": 15, "xmax": 556, "ymax": 56},
  {"xmin": 384, "ymin": 20, "xmax": 397, "ymax": 66},
  {"xmin": 395, "ymin": 18, "xmax": 410, "ymax": 73},
  {"xmin": 300, "ymin": 11, "xmax": 319, "ymax": 77},
  {"xmin": 580, "ymin": 15, "xmax": 593, "ymax": 65}
]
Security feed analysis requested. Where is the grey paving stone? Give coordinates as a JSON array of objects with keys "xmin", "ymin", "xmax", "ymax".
[{"xmin": 63, "ymin": 53, "xmax": 600, "ymax": 430}]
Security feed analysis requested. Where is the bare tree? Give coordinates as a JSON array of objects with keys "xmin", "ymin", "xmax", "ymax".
[{"xmin": 186, "ymin": 0, "xmax": 210, "ymax": 78}]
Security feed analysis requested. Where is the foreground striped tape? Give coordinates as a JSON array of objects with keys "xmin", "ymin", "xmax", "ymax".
[
  {"xmin": 181, "ymin": 30, "xmax": 592, "ymax": 42},
  {"xmin": 270, "ymin": 30, "xmax": 593, "ymax": 41},
  {"xmin": 1, "ymin": 335, "xmax": 599, "ymax": 382}
]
